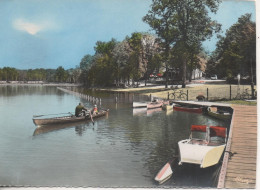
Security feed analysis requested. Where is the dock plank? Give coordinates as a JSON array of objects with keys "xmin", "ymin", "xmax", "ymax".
[{"xmin": 218, "ymin": 105, "xmax": 257, "ymax": 189}]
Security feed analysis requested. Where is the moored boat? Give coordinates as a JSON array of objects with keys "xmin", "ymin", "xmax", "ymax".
[
  {"xmin": 178, "ymin": 125, "xmax": 227, "ymax": 168},
  {"xmin": 173, "ymin": 105, "xmax": 203, "ymax": 113},
  {"xmin": 133, "ymin": 101, "xmax": 148, "ymax": 108},
  {"xmin": 154, "ymin": 161, "xmax": 173, "ymax": 184},
  {"xmin": 207, "ymin": 107, "xmax": 232, "ymax": 120},
  {"xmin": 33, "ymin": 109, "xmax": 109, "ymax": 126},
  {"xmin": 147, "ymin": 100, "xmax": 169, "ymax": 109}
]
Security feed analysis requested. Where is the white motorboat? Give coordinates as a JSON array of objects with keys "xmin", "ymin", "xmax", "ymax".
[{"xmin": 178, "ymin": 125, "xmax": 227, "ymax": 168}]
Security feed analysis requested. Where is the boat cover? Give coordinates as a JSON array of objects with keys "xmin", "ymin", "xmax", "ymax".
[
  {"xmin": 209, "ymin": 126, "xmax": 226, "ymax": 138},
  {"xmin": 191, "ymin": 125, "xmax": 207, "ymax": 132}
]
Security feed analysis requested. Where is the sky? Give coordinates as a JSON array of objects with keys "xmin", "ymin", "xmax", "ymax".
[{"xmin": 0, "ymin": 0, "xmax": 256, "ymax": 70}]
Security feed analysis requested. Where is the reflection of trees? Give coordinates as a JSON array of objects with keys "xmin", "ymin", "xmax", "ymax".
[{"xmin": 0, "ymin": 86, "xmax": 60, "ymax": 97}]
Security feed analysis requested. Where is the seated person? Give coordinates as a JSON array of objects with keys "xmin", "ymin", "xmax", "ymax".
[
  {"xmin": 75, "ymin": 103, "xmax": 88, "ymax": 117},
  {"xmin": 91, "ymin": 105, "xmax": 98, "ymax": 115}
]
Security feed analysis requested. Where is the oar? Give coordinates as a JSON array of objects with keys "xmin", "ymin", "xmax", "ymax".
[{"xmin": 89, "ymin": 111, "xmax": 94, "ymax": 125}]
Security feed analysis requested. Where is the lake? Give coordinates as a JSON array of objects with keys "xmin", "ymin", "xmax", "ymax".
[{"xmin": 0, "ymin": 85, "xmax": 230, "ymax": 188}]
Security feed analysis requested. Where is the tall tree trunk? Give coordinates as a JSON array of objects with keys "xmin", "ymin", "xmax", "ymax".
[
  {"xmin": 250, "ymin": 57, "xmax": 255, "ymax": 99},
  {"xmin": 189, "ymin": 56, "xmax": 194, "ymax": 82},
  {"xmin": 165, "ymin": 45, "xmax": 170, "ymax": 89},
  {"xmin": 165, "ymin": 64, "xmax": 169, "ymax": 88},
  {"xmin": 182, "ymin": 60, "xmax": 187, "ymax": 88}
]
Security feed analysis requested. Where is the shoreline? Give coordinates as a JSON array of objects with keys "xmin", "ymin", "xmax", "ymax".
[{"xmin": 0, "ymin": 82, "xmax": 81, "ymax": 87}]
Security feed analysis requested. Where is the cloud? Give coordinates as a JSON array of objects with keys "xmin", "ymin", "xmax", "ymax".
[{"xmin": 13, "ymin": 18, "xmax": 55, "ymax": 35}]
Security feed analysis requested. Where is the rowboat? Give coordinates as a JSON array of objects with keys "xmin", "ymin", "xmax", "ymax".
[
  {"xmin": 173, "ymin": 105, "xmax": 203, "ymax": 113},
  {"xmin": 207, "ymin": 107, "xmax": 232, "ymax": 120},
  {"xmin": 33, "ymin": 109, "xmax": 109, "ymax": 126},
  {"xmin": 133, "ymin": 101, "xmax": 148, "ymax": 108},
  {"xmin": 178, "ymin": 125, "xmax": 227, "ymax": 168},
  {"xmin": 154, "ymin": 161, "xmax": 173, "ymax": 184},
  {"xmin": 147, "ymin": 100, "xmax": 169, "ymax": 109}
]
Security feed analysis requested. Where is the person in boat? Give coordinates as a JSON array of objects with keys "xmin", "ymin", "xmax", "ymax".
[
  {"xmin": 91, "ymin": 105, "xmax": 98, "ymax": 115},
  {"xmin": 75, "ymin": 103, "xmax": 88, "ymax": 117}
]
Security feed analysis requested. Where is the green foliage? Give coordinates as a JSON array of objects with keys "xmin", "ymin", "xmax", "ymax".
[
  {"xmin": 55, "ymin": 66, "xmax": 69, "ymax": 82},
  {"xmin": 208, "ymin": 14, "xmax": 256, "ymax": 79},
  {"xmin": 143, "ymin": 0, "xmax": 221, "ymax": 87},
  {"xmin": 78, "ymin": 33, "xmax": 161, "ymax": 87},
  {"xmin": 0, "ymin": 67, "xmax": 19, "ymax": 81}
]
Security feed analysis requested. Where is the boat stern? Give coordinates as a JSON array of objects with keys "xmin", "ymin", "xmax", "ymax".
[{"xmin": 178, "ymin": 140, "xmax": 214, "ymax": 167}]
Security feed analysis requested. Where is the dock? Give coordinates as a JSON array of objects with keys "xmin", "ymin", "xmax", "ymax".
[
  {"xmin": 172, "ymin": 101, "xmax": 257, "ymax": 188},
  {"xmin": 217, "ymin": 105, "xmax": 257, "ymax": 188},
  {"xmin": 172, "ymin": 100, "xmax": 231, "ymax": 108}
]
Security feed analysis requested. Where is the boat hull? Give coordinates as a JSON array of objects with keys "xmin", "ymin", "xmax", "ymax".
[
  {"xmin": 178, "ymin": 140, "xmax": 225, "ymax": 168},
  {"xmin": 147, "ymin": 100, "xmax": 169, "ymax": 109},
  {"xmin": 133, "ymin": 102, "xmax": 148, "ymax": 108},
  {"xmin": 208, "ymin": 110, "xmax": 231, "ymax": 120},
  {"xmin": 154, "ymin": 161, "xmax": 173, "ymax": 184},
  {"xmin": 173, "ymin": 106, "xmax": 202, "ymax": 113},
  {"xmin": 33, "ymin": 110, "xmax": 108, "ymax": 126}
]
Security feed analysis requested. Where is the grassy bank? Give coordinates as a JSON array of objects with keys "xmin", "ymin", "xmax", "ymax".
[{"xmin": 100, "ymin": 84, "xmax": 257, "ymax": 105}]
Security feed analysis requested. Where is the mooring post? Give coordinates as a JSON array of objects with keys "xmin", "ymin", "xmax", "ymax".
[
  {"xmin": 150, "ymin": 94, "xmax": 152, "ymax": 101},
  {"xmin": 187, "ymin": 90, "xmax": 189, "ymax": 101}
]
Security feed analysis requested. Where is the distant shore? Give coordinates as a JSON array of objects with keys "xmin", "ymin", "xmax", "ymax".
[{"xmin": 0, "ymin": 81, "xmax": 81, "ymax": 87}]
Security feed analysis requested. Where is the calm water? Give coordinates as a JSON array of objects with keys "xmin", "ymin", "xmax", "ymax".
[{"xmin": 0, "ymin": 85, "xmax": 230, "ymax": 188}]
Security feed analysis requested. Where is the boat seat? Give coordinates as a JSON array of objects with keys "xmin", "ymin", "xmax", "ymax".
[
  {"xmin": 207, "ymin": 140, "xmax": 225, "ymax": 146},
  {"xmin": 189, "ymin": 139, "xmax": 208, "ymax": 146}
]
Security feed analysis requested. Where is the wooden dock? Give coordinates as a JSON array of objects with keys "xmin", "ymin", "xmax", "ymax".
[{"xmin": 218, "ymin": 105, "xmax": 257, "ymax": 189}]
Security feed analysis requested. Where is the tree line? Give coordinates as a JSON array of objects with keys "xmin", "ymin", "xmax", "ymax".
[{"xmin": 0, "ymin": 66, "xmax": 78, "ymax": 83}]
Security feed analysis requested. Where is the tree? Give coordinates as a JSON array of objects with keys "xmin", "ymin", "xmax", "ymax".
[
  {"xmin": 140, "ymin": 34, "xmax": 160, "ymax": 86},
  {"xmin": 87, "ymin": 39, "xmax": 118, "ymax": 87},
  {"xmin": 143, "ymin": 0, "xmax": 221, "ymax": 88},
  {"xmin": 208, "ymin": 14, "xmax": 256, "ymax": 97},
  {"xmin": 55, "ymin": 66, "xmax": 68, "ymax": 82},
  {"xmin": 112, "ymin": 40, "xmax": 132, "ymax": 86},
  {"xmin": 79, "ymin": 54, "xmax": 94, "ymax": 85}
]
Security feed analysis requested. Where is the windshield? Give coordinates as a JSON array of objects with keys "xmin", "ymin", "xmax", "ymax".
[{"xmin": 191, "ymin": 131, "xmax": 206, "ymax": 140}]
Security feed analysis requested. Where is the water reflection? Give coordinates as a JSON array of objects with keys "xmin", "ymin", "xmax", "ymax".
[{"xmin": 0, "ymin": 85, "xmax": 61, "ymax": 96}]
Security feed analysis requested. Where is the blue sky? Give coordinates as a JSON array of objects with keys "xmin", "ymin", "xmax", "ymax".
[{"xmin": 0, "ymin": 0, "xmax": 256, "ymax": 70}]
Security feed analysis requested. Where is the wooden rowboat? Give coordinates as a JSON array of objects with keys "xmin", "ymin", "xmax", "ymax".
[
  {"xmin": 173, "ymin": 105, "xmax": 202, "ymax": 113},
  {"xmin": 207, "ymin": 107, "xmax": 232, "ymax": 120},
  {"xmin": 33, "ymin": 109, "xmax": 109, "ymax": 126},
  {"xmin": 147, "ymin": 100, "xmax": 169, "ymax": 109}
]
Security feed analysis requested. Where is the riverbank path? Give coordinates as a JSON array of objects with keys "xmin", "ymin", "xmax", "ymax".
[{"xmin": 219, "ymin": 105, "xmax": 257, "ymax": 188}]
